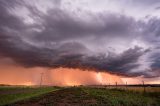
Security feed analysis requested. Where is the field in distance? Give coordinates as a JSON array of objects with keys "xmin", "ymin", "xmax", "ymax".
[{"xmin": 0, "ymin": 85, "xmax": 160, "ymax": 106}]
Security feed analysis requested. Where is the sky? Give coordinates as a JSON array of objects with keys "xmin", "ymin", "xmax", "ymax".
[{"xmin": 0, "ymin": 0, "xmax": 160, "ymax": 85}]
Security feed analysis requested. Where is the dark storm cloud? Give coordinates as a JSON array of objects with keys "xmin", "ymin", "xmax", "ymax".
[
  {"xmin": 133, "ymin": 0, "xmax": 160, "ymax": 5},
  {"xmin": 0, "ymin": 34, "xmax": 149, "ymax": 77},
  {"xmin": 121, "ymin": 0, "xmax": 160, "ymax": 7},
  {"xmin": 143, "ymin": 18, "xmax": 160, "ymax": 37},
  {"xmin": 0, "ymin": 0, "xmax": 160, "ymax": 78},
  {"xmin": 155, "ymin": 6, "xmax": 160, "ymax": 10},
  {"xmin": 35, "ymin": 8, "xmax": 136, "ymax": 41},
  {"xmin": 149, "ymin": 51, "xmax": 160, "ymax": 69},
  {"xmin": 0, "ymin": 34, "xmax": 89, "ymax": 68},
  {"xmin": 151, "ymin": 57, "xmax": 160, "ymax": 70},
  {"xmin": 0, "ymin": 0, "xmax": 26, "ymax": 32},
  {"xmin": 81, "ymin": 46, "xmax": 150, "ymax": 77}
]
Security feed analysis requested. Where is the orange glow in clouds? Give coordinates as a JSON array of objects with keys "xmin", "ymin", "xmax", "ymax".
[
  {"xmin": 0, "ymin": 66, "xmax": 123, "ymax": 86},
  {"xmin": 0, "ymin": 58, "xmax": 159, "ymax": 86},
  {"xmin": 49, "ymin": 68, "xmax": 123, "ymax": 86}
]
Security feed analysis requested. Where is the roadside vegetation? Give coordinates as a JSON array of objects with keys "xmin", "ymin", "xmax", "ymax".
[
  {"xmin": 0, "ymin": 86, "xmax": 159, "ymax": 106},
  {"xmin": 0, "ymin": 86, "xmax": 60, "ymax": 106},
  {"xmin": 83, "ymin": 87, "xmax": 160, "ymax": 106}
]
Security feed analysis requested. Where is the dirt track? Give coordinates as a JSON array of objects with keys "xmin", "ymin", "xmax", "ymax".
[{"xmin": 8, "ymin": 88, "xmax": 97, "ymax": 106}]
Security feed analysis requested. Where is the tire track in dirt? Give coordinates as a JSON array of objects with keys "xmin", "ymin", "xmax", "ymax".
[{"xmin": 8, "ymin": 87, "xmax": 97, "ymax": 106}]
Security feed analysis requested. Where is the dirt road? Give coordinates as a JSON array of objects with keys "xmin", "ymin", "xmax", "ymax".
[{"xmin": 8, "ymin": 87, "xmax": 97, "ymax": 106}]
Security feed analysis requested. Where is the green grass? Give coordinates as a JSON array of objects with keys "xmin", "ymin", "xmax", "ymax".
[
  {"xmin": 83, "ymin": 87, "xmax": 160, "ymax": 106},
  {"xmin": 114, "ymin": 86, "xmax": 160, "ymax": 92},
  {"xmin": 0, "ymin": 86, "xmax": 60, "ymax": 106},
  {"xmin": 0, "ymin": 86, "xmax": 159, "ymax": 106}
]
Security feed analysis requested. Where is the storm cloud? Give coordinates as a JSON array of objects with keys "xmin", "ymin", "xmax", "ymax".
[{"xmin": 0, "ymin": 0, "xmax": 160, "ymax": 78}]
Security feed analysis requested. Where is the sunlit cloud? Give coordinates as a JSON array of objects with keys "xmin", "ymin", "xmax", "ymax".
[{"xmin": 0, "ymin": 0, "xmax": 160, "ymax": 85}]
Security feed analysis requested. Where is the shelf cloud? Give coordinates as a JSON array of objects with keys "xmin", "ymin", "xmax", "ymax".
[{"xmin": 0, "ymin": 0, "xmax": 160, "ymax": 79}]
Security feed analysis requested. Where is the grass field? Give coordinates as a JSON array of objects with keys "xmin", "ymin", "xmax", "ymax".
[
  {"xmin": 97, "ymin": 86, "xmax": 160, "ymax": 92},
  {"xmin": 0, "ymin": 86, "xmax": 160, "ymax": 106},
  {"xmin": 84, "ymin": 87, "xmax": 160, "ymax": 106},
  {"xmin": 0, "ymin": 86, "xmax": 60, "ymax": 106}
]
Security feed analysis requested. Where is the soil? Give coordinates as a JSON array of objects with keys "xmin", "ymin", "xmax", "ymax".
[{"xmin": 8, "ymin": 87, "xmax": 97, "ymax": 106}]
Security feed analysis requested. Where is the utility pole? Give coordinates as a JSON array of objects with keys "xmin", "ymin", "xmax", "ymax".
[
  {"xmin": 115, "ymin": 82, "xmax": 117, "ymax": 89},
  {"xmin": 126, "ymin": 81, "xmax": 127, "ymax": 90},
  {"xmin": 40, "ymin": 73, "xmax": 44, "ymax": 87},
  {"xmin": 142, "ymin": 81, "xmax": 146, "ymax": 93}
]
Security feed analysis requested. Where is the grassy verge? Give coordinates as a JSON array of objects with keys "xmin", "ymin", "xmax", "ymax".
[
  {"xmin": 83, "ymin": 87, "xmax": 160, "ymax": 106},
  {"xmin": 1, "ymin": 86, "xmax": 159, "ymax": 106},
  {"xmin": 0, "ymin": 86, "xmax": 60, "ymax": 106}
]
